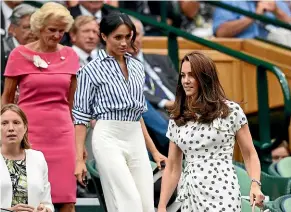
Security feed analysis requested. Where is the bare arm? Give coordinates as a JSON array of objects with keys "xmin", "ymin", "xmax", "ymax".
[
  {"xmin": 68, "ymin": 75, "xmax": 77, "ymax": 119},
  {"xmin": 236, "ymin": 124, "xmax": 261, "ymax": 182},
  {"xmin": 158, "ymin": 142, "xmax": 183, "ymax": 209},
  {"xmin": 140, "ymin": 117, "xmax": 159, "ymax": 154},
  {"xmin": 180, "ymin": 1, "xmax": 200, "ymax": 19},
  {"xmin": 140, "ymin": 117, "xmax": 167, "ymax": 168},
  {"xmin": 216, "ymin": 17, "xmax": 254, "ymax": 37},
  {"xmin": 1, "ymin": 77, "xmax": 18, "ymax": 105},
  {"xmin": 274, "ymin": 7, "xmax": 291, "ymax": 23},
  {"xmin": 75, "ymin": 125, "xmax": 87, "ymax": 162}
]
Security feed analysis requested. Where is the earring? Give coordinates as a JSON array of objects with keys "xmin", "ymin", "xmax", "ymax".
[{"xmin": 60, "ymin": 56, "xmax": 65, "ymax": 60}]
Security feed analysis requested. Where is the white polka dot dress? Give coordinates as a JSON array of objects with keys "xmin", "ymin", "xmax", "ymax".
[{"xmin": 166, "ymin": 101, "xmax": 248, "ymax": 212}]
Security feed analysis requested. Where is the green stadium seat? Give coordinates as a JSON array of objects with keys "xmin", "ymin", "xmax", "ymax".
[{"xmin": 276, "ymin": 157, "xmax": 291, "ymax": 178}]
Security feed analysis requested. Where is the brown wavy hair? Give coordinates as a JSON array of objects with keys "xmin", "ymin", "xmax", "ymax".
[
  {"xmin": 1, "ymin": 104, "xmax": 31, "ymax": 149},
  {"xmin": 169, "ymin": 51, "xmax": 230, "ymax": 126}
]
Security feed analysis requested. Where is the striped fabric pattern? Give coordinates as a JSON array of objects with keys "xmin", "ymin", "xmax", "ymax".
[{"xmin": 73, "ymin": 49, "xmax": 147, "ymax": 126}]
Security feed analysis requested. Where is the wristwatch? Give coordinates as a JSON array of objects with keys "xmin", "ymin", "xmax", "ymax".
[{"xmin": 251, "ymin": 179, "xmax": 262, "ymax": 186}]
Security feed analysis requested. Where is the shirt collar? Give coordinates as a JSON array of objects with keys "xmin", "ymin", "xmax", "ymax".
[
  {"xmin": 136, "ymin": 51, "xmax": 144, "ymax": 63},
  {"xmin": 12, "ymin": 36, "xmax": 19, "ymax": 47},
  {"xmin": 79, "ymin": 5, "xmax": 102, "ymax": 21},
  {"xmin": 72, "ymin": 45, "xmax": 91, "ymax": 62},
  {"xmin": 2, "ymin": 1, "xmax": 13, "ymax": 32},
  {"xmin": 98, "ymin": 49, "xmax": 132, "ymax": 61}
]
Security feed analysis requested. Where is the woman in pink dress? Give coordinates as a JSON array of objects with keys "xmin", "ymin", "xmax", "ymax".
[{"xmin": 2, "ymin": 2, "xmax": 79, "ymax": 212}]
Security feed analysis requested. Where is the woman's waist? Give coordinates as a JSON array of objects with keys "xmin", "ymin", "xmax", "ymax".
[
  {"xmin": 93, "ymin": 119, "xmax": 142, "ymax": 140},
  {"xmin": 94, "ymin": 110, "xmax": 143, "ymax": 122}
]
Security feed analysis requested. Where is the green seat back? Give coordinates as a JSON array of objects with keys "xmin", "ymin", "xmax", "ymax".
[
  {"xmin": 268, "ymin": 162, "xmax": 281, "ymax": 177},
  {"xmin": 234, "ymin": 165, "xmax": 251, "ymax": 196},
  {"xmin": 281, "ymin": 195, "xmax": 291, "ymax": 212},
  {"xmin": 86, "ymin": 159, "xmax": 100, "ymax": 178},
  {"xmin": 261, "ymin": 171, "xmax": 291, "ymax": 201},
  {"xmin": 276, "ymin": 157, "xmax": 291, "ymax": 178},
  {"xmin": 241, "ymin": 198, "xmax": 261, "ymax": 212}
]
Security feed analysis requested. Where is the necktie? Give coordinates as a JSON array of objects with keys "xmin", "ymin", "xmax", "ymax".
[
  {"xmin": 143, "ymin": 64, "xmax": 168, "ymax": 100},
  {"xmin": 87, "ymin": 56, "xmax": 92, "ymax": 63}
]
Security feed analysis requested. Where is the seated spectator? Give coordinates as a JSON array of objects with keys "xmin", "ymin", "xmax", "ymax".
[
  {"xmin": 70, "ymin": 15, "xmax": 100, "ymax": 67},
  {"xmin": 272, "ymin": 140, "xmax": 291, "ymax": 162},
  {"xmin": 119, "ymin": 1, "xmax": 200, "ymax": 36},
  {"xmin": 0, "ymin": 104, "xmax": 54, "ymax": 212},
  {"xmin": 2, "ymin": 4, "xmax": 37, "ymax": 94},
  {"xmin": 129, "ymin": 17, "xmax": 178, "ymax": 120},
  {"xmin": 69, "ymin": 0, "xmax": 111, "ymax": 21},
  {"xmin": 213, "ymin": 0, "xmax": 291, "ymax": 38},
  {"xmin": 1, "ymin": 0, "xmax": 23, "ymax": 36},
  {"xmin": 127, "ymin": 17, "xmax": 179, "ymax": 156},
  {"xmin": 3, "ymin": 3, "xmax": 37, "ymax": 55}
]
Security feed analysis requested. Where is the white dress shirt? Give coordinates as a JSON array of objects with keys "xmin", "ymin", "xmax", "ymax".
[
  {"xmin": 72, "ymin": 45, "xmax": 98, "ymax": 67},
  {"xmin": 1, "ymin": 1, "xmax": 13, "ymax": 35},
  {"xmin": 137, "ymin": 51, "xmax": 175, "ymax": 109},
  {"xmin": 79, "ymin": 5, "xmax": 102, "ymax": 21}
]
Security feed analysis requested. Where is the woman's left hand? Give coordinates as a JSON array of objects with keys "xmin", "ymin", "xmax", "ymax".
[
  {"xmin": 36, "ymin": 203, "xmax": 48, "ymax": 212},
  {"xmin": 250, "ymin": 184, "xmax": 265, "ymax": 208},
  {"xmin": 152, "ymin": 151, "xmax": 167, "ymax": 169}
]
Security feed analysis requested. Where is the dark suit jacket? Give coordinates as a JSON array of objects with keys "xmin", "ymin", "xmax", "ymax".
[
  {"xmin": 143, "ymin": 53, "xmax": 178, "ymax": 109},
  {"xmin": 1, "ymin": 36, "xmax": 15, "ymax": 94},
  {"xmin": 69, "ymin": 4, "xmax": 111, "ymax": 19},
  {"xmin": 61, "ymin": 5, "xmax": 111, "ymax": 46}
]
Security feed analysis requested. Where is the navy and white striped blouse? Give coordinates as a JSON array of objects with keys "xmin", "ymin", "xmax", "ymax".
[{"xmin": 73, "ymin": 49, "xmax": 147, "ymax": 126}]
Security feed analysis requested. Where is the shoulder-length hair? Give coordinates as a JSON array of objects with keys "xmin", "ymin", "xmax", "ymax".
[
  {"xmin": 1, "ymin": 104, "xmax": 31, "ymax": 149},
  {"xmin": 169, "ymin": 51, "xmax": 230, "ymax": 126}
]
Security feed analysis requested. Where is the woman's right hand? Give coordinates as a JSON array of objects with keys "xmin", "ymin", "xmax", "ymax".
[
  {"xmin": 9, "ymin": 203, "xmax": 35, "ymax": 211},
  {"xmin": 157, "ymin": 207, "xmax": 167, "ymax": 212},
  {"xmin": 75, "ymin": 160, "xmax": 87, "ymax": 187}
]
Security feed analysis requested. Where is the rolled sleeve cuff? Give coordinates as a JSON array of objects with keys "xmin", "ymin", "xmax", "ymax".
[
  {"xmin": 72, "ymin": 109, "xmax": 92, "ymax": 126},
  {"xmin": 158, "ymin": 99, "xmax": 168, "ymax": 109}
]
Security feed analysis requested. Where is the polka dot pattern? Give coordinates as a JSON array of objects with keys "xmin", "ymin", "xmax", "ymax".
[{"xmin": 166, "ymin": 101, "xmax": 247, "ymax": 211}]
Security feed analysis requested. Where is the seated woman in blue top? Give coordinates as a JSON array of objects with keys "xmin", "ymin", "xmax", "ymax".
[
  {"xmin": 213, "ymin": 0, "xmax": 291, "ymax": 38},
  {"xmin": 73, "ymin": 12, "xmax": 167, "ymax": 212},
  {"xmin": 0, "ymin": 104, "xmax": 54, "ymax": 212}
]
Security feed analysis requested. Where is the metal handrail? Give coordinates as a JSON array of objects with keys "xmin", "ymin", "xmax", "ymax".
[
  {"xmin": 206, "ymin": 1, "xmax": 291, "ymax": 31},
  {"xmin": 103, "ymin": 4, "xmax": 291, "ymax": 113},
  {"xmin": 104, "ymin": 4, "xmax": 291, "ymax": 163}
]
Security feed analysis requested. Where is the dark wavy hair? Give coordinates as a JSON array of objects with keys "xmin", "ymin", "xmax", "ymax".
[
  {"xmin": 99, "ymin": 12, "xmax": 137, "ymax": 52},
  {"xmin": 169, "ymin": 51, "xmax": 230, "ymax": 126}
]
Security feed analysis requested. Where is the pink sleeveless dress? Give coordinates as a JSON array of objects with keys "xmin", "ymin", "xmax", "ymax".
[{"xmin": 4, "ymin": 45, "xmax": 80, "ymax": 203}]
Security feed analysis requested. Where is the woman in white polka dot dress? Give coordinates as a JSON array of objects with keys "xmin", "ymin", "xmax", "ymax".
[{"xmin": 157, "ymin": 52, "xmax": 265, "ymax": 212}]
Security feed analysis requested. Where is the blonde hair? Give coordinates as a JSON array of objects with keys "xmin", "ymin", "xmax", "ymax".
[
  {"xmin": 1, "ymin": 104, "xmax": 31, "ymax": 149},
  {"xmin": 70, "ymin": 15, "xmax": 97, "ymax": 34},
  {"xmin": 30, "ymin": 2, "xmax": 74, "ymax": 35}
]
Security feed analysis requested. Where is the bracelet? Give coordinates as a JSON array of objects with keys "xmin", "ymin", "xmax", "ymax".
[{"xmin": 251, "ymin": 179, "xmax": 262, "ymax": 186}]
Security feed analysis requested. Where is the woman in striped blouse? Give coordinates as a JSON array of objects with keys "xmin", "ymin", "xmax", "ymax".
[{"xmin": 73, "ymin": 12, "xmax": 167, "ymax": 212}]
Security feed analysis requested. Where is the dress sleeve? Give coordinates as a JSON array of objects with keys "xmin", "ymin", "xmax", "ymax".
[
  {"xmin": 232, "ymin": 103, "xmax": 248, "ymax": 134},
  {"xmin": 166, "ymin": 119, "xmax": 178, "ymax": 144},
  {"xmin": 4, "ymin": 47, "xmax": 27, "ymax": 77},
  {"xmin": 72, "ymin": 67, "xmax": 96, "ymax": 126}
]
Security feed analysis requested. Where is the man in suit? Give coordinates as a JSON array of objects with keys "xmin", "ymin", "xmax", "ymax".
[
  {"xmin": 2, "ymin": 4, "xmax": 37, "ymax": 54},
  {"xmin": 69, "ymin": 15, "xmax": 100, "ymax": 67},
  {"xmin": 1, "ymin": 0, "xmax": 23, "ymax": 36},
  {"xmin": 69, "ymin": 0, "xmax": 111, "ymax": 21},
  {"xmin": 128, "ymin": 18, "xmax": 179, "ymax": 156},
  {"xmin": 1, "ymin": 3, "xmax": 37, "ymax": 95},
  {"xmin": 129, "ymin": 17, "xmax": 179, "ymax": 120}
]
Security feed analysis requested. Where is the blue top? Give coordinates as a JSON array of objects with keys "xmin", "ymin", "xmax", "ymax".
[
  {"xmin": 73, "ymin": 49, "xmax": 147, "ymax": 126},
  {"xmin": 213, "ymin": 0, "xmax": 291, "ymax": 38}
]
